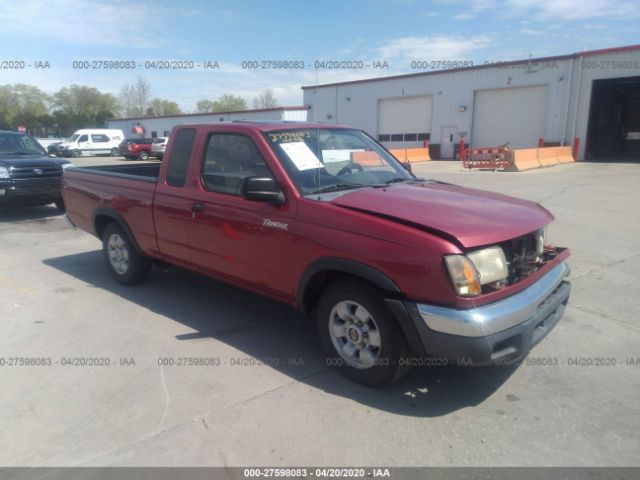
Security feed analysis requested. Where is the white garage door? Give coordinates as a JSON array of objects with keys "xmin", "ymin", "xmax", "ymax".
[
  {"xmin": 472, "ymin": 86, "xmax": 548, "ymax": 148},
  {"xmin": 378, "ymin": 96, "xmax": 432, "ymax": 146}
]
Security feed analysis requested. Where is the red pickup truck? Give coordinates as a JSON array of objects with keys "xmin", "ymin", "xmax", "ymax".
[{"xmin": 63, "ymin": 122, "xmax": 571, "ymax": 386}]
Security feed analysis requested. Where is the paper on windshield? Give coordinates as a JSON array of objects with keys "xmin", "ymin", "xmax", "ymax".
[
  {"xmin": 321, "ymin": 149, "xmax": 364, "ymax": 163},
  {"xmin": 280, "ymin": 142, "xmax": 324, "ymax": 171}
]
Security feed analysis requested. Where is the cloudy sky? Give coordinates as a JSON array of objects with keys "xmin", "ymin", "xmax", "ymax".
[{"xmin": 0, "ymin": 0, "xmax": 638, "ymax": 111}]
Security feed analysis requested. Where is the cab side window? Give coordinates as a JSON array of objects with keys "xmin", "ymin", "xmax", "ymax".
[
  {"xmin": 78, "ymin": 135, "xmax": 88, "ymax": 142},
  {"xmin": 166, "ymin": 128, "xmax": 196, "ymax": 187},
  {"xmin": 201, "ymin": 133, "xmax": 273, "ymax": 196}
]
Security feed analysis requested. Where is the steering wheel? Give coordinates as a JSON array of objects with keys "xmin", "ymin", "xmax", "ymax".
[{"xmin": 337, "ymin": 162, "xmax": 364, "ymax": 176}]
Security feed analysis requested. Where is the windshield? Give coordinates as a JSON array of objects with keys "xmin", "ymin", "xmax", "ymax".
[
  {"xmin": 264, "ymin": 128, "xmax": 414, "ymax": 195},
  {"xmin": 68, "ymin": 134, "xmax": 79, "ymax": 142},
  {"xmin": 0, "ymin": 132, "xmax": 47, "ymax": 155}
]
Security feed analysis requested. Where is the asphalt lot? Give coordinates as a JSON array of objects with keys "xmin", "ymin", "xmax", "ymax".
[{"xmin": 0, "ymin": 158, "xmax": 639, "ymax": 467}]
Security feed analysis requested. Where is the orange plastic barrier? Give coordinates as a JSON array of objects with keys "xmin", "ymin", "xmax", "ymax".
[
  {"xmin": 389, "ymin": 149, "xmax": 407, "ymax": 162},
  {"xmin": 405, "ymin": 147, "xmax": 431, "ymax": 162},
  {"xmin": 351, "ymin": 151, "xmax": 384, "ymax": 166},
  {"xmin": 507, "ymin": 146, "xmax": 575, "ymax": 171}
]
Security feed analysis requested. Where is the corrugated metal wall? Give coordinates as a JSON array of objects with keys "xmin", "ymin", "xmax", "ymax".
[{"xmin": 302, "ymin": 49, "xmax": 640, "ymax": 159}]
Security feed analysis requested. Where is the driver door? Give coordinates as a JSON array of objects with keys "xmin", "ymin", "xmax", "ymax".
[{"xmin": 187, "ymin": 132, "xmax": 297, "ymax": 300}]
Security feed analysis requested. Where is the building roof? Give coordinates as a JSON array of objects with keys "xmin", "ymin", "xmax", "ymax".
[
  {"xmin": 110, "ymin": 105, "xmax": 309, "ymax": 122},
  {"xmin": 301, "ymin": 44, "xmax": 640, "ymax": 90}
]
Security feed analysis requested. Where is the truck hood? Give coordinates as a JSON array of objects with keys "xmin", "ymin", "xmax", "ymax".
[
  {"xmin": 0, "ymin": 154, "xmax": 70, "ymax": 168},
  {"xmin": 330, "ymin": 181, "xmax": 553, "ymax": 249}
]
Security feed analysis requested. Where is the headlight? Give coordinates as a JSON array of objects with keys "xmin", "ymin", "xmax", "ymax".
[
  {"xmin": 444, "ymin": 255, "xmax": 481, "ymax": 297},
  {"xmin": 0, "ymin": 166, "xmax": 9, "ymax": 179},
  {"xmin": 467, "ymin": 246, "xmax": 508, "ymax": 285},
  {"xmin": 61, "ymin": 163, "xmax": 74, "ymax": 170},
  {"xmin": 445, "ymin": 246, "xmax": 508, "ymax": 297}
]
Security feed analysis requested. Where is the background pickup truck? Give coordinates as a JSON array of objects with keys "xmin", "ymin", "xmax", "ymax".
[{"xmin": 63, "ymin": 122, "xmax": 571, "ymax": 386}]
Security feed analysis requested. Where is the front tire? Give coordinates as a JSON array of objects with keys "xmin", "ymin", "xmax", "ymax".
[
  {"xmin": 72, "ymin": 150, "xmax": 81, "ymax": 158},
  {"xmin": 317, "ymin": 279, "xmax": 410, "ymax": 387},
  {"xmin": 138, "ymin": 150, "xmax": 149, "ymax": 160},
  {"xmin": 102, "ymin": 223, "xmax": 151, "ymax": 285}
]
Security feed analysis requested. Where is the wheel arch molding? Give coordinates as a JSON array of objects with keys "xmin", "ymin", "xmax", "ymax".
[
  {"xmin": 92, "ymin": 207, "xmax": 144, "ymax": 255},
  {"xmin": 296, "ymin": 257, "xmax": 401, "ymax": 313}
]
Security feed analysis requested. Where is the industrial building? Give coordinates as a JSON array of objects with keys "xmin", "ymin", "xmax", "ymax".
[
  {"xmin": 106, "ymin": 106, "xmax": 308, "ymax": 139},
  {"xmin": 302, "ymin": 45, "xmax": 640, "ymax": 160}
]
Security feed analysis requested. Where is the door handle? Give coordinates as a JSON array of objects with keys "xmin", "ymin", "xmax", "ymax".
[{"xmin": 191, "ymin": 203, "xmax": 205, "ymax": 213}]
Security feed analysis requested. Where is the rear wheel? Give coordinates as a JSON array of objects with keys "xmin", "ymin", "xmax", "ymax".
[
  {"xmin": 102, "ymin": 223, "xmax": 151, "ymax": 285},
  {"xmin": 110, "ymin": 148, "xmax": 118, "ymax": 157},
  {"xmin": 138, "ymin": 150, "xmax": 149, "ymax": 160},
  {"xmin": 317, "ymin": 279, "xmax": 410, "ymax": 387}
]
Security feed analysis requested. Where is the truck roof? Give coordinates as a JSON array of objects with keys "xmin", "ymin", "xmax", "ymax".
[{"xmin": 172, "ymin": 122, "xmax": 354, "ymax": 132}]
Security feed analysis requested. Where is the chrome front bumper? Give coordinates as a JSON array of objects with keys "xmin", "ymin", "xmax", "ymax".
[
  {"xmin": 418, "ymin": 262, "xmax": 570, "ymax": 337},
  {"xmin": 383, "ymin": 262, "xmax": 571, "ymax": 365}
]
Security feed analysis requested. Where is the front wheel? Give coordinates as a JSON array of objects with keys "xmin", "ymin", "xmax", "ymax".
[
  {"xmin": 102, "ymin": 223, "xmax": 151, "ymax": 285},
  {"xmin": 72, "ymin": 150, "xmax": 81, "ymax": 158},
  {"xmin": 317, "ymin": 279, "xmax": 410, "ymax": 387},
  {"xmin": 138, "ymin": 150, "xmax": 149, "ymax": 160}
]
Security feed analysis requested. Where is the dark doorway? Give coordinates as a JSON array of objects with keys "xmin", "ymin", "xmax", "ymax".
[{"xmin": 586, "ymin": 76, "xmax": 640, "ymax": 160}]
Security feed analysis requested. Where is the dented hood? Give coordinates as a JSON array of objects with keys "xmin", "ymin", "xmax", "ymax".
[{"xmin": 330, "ymin": 181, "xmax": 553, "ymax": 249}]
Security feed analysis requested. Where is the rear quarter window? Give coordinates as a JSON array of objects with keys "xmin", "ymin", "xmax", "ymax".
[{"xmin": 166, "ymin": 128, "xmax": 196, "ymax": 187}]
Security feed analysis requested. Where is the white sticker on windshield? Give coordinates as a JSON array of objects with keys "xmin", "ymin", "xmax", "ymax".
[
  {"xmin": 321, "ymin": 149, "xmax": 365, "ymax": 163},
  {"xmin": 280, "ymin": 142, "xmax": 324, "ymax": 171}
]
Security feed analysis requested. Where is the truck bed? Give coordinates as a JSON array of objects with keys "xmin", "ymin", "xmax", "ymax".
[
  {"xmin": 62, "ymin": 163, "xmax": 161, "ymax": 253},
  {"xmin": 70, "ymin": 163, "xmax": 161, "ymax": 182}
]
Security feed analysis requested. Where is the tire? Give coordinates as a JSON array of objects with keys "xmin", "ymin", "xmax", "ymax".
[
  {"xmin": 110, "ymin": 148, "xmax": 118, "ymax": 157},
  {"xmin": 138, "ymin": 150, "xmax": 149, "ymax": 160},
  {"xmin": 317, "ymin": 279, "xmax": 410, "ymax": 387},
  {"xmin": 124, "ymin": 155, "xmax": 132, "ymax": 160},
  {"xmin": 54, "ymin": 199, "xmax": 65, "ymax": 212},
  {"xmin": 72, "ymin": 150, "xmax": 81, "ymax": 158},
  {"xmin": 102, "ymin": 223, "xmax": 151, "ymax": 285}
]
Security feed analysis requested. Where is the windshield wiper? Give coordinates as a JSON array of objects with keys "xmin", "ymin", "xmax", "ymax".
[
  {"xmin": 308, "ymin": 183, "xmax": 369, "ymax": 194},
  {"xmin": 384, "ymin": 177, "xmax": 424, "ymax": 184}
]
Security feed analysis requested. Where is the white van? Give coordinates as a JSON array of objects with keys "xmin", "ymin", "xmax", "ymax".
[{"xmin": 58, "ymin": 129, "xmax": 125, "ymax": 158}]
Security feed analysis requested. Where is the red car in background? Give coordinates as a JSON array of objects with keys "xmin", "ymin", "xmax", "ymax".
[{"xmin": 118, "ymin": 138, "xmax": 154, "ymax": 160}]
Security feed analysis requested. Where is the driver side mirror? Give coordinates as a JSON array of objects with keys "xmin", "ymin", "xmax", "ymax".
[{"xmin": 241, "ymin": 177, "xmax": 285, "ymax": 205}]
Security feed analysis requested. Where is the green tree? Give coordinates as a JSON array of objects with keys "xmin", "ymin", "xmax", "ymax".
[
  {"xmin": 196, "ymin": 94, "xmax": 247, "ymax": 113},
  {"xmin": 147, "ymin": 98, "xmax": 182, "ymax": 116},
  {"xmin": 0, "ymin": 84, "xmax": 51, "ymax": 135},
  {"xmin": 52, "ymin": 85, "xmax": 121, "ymax": 133},
  {"xmin": 253, "ymin": 89, "xmax": 278, "ymax": 109}
]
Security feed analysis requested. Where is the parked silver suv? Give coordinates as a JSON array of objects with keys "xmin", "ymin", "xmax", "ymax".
[{"xmin": 151, "ymin": 137, "xmax": 168, "ymax": 160}]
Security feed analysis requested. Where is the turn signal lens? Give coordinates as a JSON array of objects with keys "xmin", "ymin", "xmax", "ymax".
[{"xmin": 444, "ymin": 255, "xmax": 481, "ymax": 297}]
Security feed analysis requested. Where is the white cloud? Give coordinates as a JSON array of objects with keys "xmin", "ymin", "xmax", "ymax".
[
  {"xmin": 377, "ymin": 34, "xmax": 493, "ymax": 62},
  {"xmin": 0, "ymin": 0, "xmax": 217, "ymax": 48},
  {"xmin": 504, "ymin": 0, "xmax": 640, "ymax": 20},
  {"xmin": 520, "ymin": 27, "xmax": 545, "ymax": 35},
  {"xmin": 442, "ymin": 0, "xmax": 497, "ymax": 19}
]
